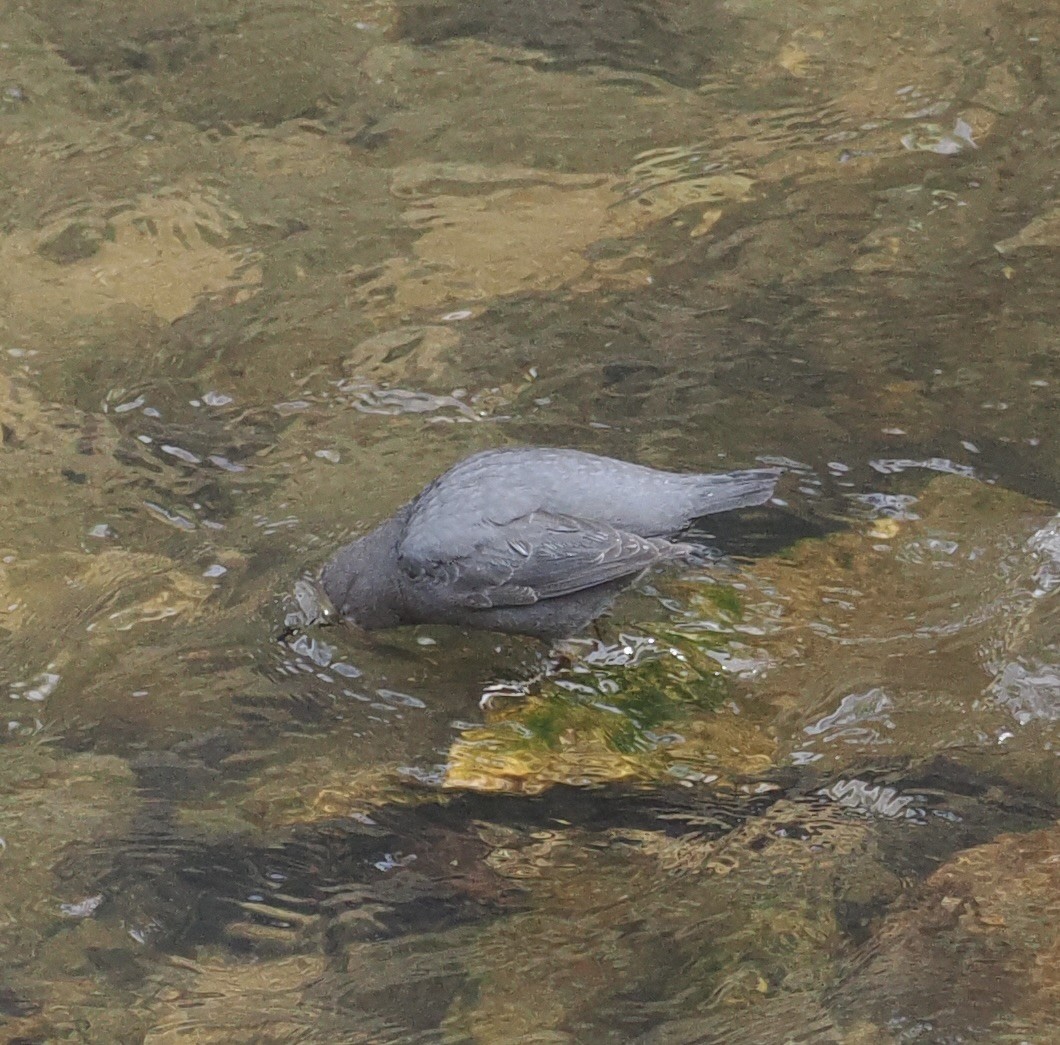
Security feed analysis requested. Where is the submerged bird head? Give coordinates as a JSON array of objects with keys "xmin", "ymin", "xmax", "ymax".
[
  {"xmin": 318, "ymin": 527, "xmax": 406, "ymax": 630},
  {"xmin": 318, "ymin": 543, "xmax": 363, "ymax": 624},
  {"xmin": 275, "ymin": 575, "xmax": 337, "ymax": 643},
  {"xmin": 293, "ymin": 577, "xmax": 337, "ymax": 626}
]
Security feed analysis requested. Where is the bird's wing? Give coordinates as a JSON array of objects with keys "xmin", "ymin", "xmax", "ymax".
[{"xmin": 398, "ymin": 511, "xmax": 673, "ymax": 609}]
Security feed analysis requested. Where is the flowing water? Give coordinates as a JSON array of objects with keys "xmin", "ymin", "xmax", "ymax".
[{"xmin": 1, "ymin": 0, "xmax": 1058, "ymax": 1041}]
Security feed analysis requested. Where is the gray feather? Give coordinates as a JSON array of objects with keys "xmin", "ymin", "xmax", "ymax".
[
  {"xmin": 404, "ymin": 511, "xmax": 675, "ymax": 609},
  {"xmin": 318, "ymin": 447, "xmax": 781, "ymax": 638}
]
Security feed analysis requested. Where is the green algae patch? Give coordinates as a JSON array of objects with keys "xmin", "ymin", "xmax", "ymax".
[
  {"xmin": 445, "ymin": 633, "xmax": 776, "ymax": 794},
  {"xmin": 239, "ymin": 755, "xmax": 434, "ymax": 830}
]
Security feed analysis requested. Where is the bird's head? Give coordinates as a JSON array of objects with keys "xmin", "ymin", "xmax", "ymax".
[{"xmin": 316, "ymin": 536, "xmax": 403, "ymax": 630}]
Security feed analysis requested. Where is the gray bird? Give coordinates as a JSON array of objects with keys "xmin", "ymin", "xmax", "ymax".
[{"xmin": 316, "ymin": 447, "xmax": 779, "ymax": 639}]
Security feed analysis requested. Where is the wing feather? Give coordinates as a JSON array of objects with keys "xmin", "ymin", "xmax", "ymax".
[{"xmin": 399, "ymin": 511, "xmax": 673, "ymax": 610}]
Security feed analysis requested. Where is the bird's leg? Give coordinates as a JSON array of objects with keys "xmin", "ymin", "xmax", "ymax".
[
  {"xmin": 549, "ymin": 636, "xmax": 598, "ymax": 673},
  {"xmin": 479, "ymin": 637, "xmax": 582, "ymax": 710},
  {"xmin": 479, "ymin": 680, "xmax": 523, "ymax": 710}
]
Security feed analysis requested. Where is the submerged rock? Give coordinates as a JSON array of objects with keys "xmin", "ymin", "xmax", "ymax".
[
  {"xmin": 743, "ymin": 475, "xmax": 1058, "ymax": 797},
  {"xmin": 445, "ymin": 641, "xmax": 775, "ymax": 792},
  {"xmin": 441, "ymin": 475, "xmax": 1057, "ymax": 801},
  {"xmin": 833, "ymin": 822, "xmax": 1060, "ymax": 1041}
]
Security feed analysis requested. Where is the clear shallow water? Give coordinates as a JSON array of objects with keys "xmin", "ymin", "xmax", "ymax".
[{"xmin": 1, "ymin": 0, "xmax": 1058, "ymax": 1041}]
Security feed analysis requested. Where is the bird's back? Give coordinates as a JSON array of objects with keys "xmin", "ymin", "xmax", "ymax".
[{"xmin": 401, "ymin": 447, "xmax": 777, "ymax": 564}]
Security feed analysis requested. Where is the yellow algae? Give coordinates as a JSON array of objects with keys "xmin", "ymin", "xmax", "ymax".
[
  {"xmin": 0, "ymin": 189, "xmax": 261, "ymax": 323},
  {"xmin": 343, "ymin": 324, "xmax": 464, "ymax": 383},
  {"xmin": 341, "ymin": 161, "xmax": 754, "ymax": 316},
  {"xmin": 242, "ymin": 756, "xmax": 424, "ymax": 828},
  {"xmin": 995, "ymin": 205, "xmax": 1060, "ymax": 254},
  {"xmin": 777, "ymin": 42, "xmax": 814, "ymax": 78},
  {"xmin": 143, "ymin": 954, "xmax": 333, "ymax": 1045},
  {"xmin": 237, "ymin": 125, "xmax": 360, "ymax": 180},
  {"xmin": 3, "ymin": 549, "xmax": 211, "ymax": 635},
  {"xmin": 867, "ymin": 518, "xmax": 901, "ymax": 539}
]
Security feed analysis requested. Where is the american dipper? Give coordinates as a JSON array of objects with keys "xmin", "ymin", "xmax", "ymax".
[{"xmin": 318, "ymin": 447, "xmax": 779, "ymax": 639}]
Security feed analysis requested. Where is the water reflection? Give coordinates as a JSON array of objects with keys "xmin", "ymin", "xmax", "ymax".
[{"xmin": 1, "ymin": 0, "xmax": 1057, "ymax": 1039}]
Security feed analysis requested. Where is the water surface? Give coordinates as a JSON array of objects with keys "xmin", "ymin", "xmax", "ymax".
[{"xmin": 1, "ymin": 0, "xmax": 1057, "ymax": 1041}]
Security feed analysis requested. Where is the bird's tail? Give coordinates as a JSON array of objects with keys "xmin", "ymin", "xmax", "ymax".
[{"xmin": 692, "ymin": 468, "xmax": 781, "ymax": 516}]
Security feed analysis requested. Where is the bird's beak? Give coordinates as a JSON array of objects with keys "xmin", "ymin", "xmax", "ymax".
[
  {"xmin": 276, "ymin": 577, "xmax": 339, "ymax": 644},
  {"xmin": 294, "ymin": 577, "xmax": 338, "ymax": 627}
]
